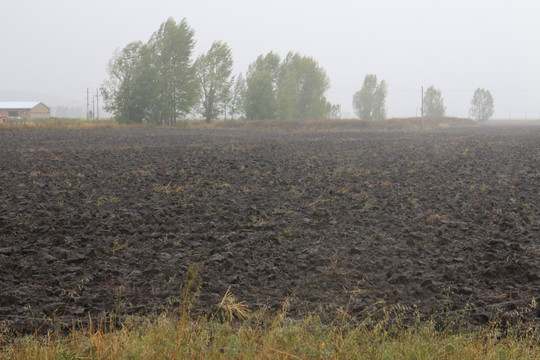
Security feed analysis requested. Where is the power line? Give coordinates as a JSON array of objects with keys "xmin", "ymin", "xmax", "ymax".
[{"xmin": 59, "ymin": 98, "xmax": 86, "ymax": 107}]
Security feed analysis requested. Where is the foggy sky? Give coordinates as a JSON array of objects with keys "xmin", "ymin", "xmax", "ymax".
[{"xmin": 2, "ymin": 0, "xmax": 540, "ymax": 119}]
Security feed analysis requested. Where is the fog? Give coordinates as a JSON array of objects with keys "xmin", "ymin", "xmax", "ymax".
[{"xmin": 2, "ymin": 0, "xmax": 539, "ymax": 119}]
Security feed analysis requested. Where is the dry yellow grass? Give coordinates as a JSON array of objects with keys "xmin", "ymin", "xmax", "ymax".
[
  {"xmin": 188, "ymin": 116, "xmax": 476, "ymax": 132},
  {"xmin": 0, "ymin": 118, "xmax": 126, "ymax": 131},
  {"xmin": 2, "ymin": 308, "xmax": 538, "ymax": 360},
  {"xmin": 1, "ymin": 116, "xmax": 478, "ymax": 132}
]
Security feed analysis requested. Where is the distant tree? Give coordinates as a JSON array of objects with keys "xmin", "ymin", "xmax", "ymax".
[
  {"xmin": 250, "ymin": 52, "xmax": 282, "ymax": 87},
  {"xmin": 245, "ymin": 71, "xmax": 277, "ymax": 120},
  {"xmin": 245, "ymin": 52, "xmax": 281, "ymax": 120},
  {"xmin": 373, "ymin": 80, "xmax": 387, "ymax": 120},
  {"xmin": 147, "ymin": 18, "xmax": 199, "ymax": 125},
  {"xmin": 245, "ymin": 51, "xmax": 331, "ymax": 121},
  {"xmin": 352, "ymin": 74, "xmax": 387, "ymax": 120},
  {"xmin": 102, "ymin": 18, "xmax": 199, "ymax": 125},
  {"xmin": 228, "ymin": 74, "xmax": 246, "ymax": 120},
  {"xmin": 277, "ymin": 52, "xmax": 330, "ymax": 120},
  {"xmin": 423, "ymin": 85, "xmax": 446, "ymax": 117},
  {"xmin": 470, "ymin": 88, "xmax": 494, "ymax": 122},
  {"xmin": 277, "ymin": 68, "xmax": 299, "ymax": 120},
  {"xmin": 327, "ymin": 103, "xmax": 341, "ymax": 120},
  {"xmin": 195, "ymin": 41, "xmax": 234, "ymax": 122},
  {"xmin": 101, "ymin": 41, "xmax": 155, "ymax": 124}
]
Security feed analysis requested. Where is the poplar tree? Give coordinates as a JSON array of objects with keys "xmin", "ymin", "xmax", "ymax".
[
  {"xmin": 245, "ymin": 52, "xmax": 281, "ymax": 120},
  {"xmin": 102, "ymin": 18, "xmax": 199, "ymax": 124},
  {"xmin": 277, "ymin": 52, "xmax": 330, "ymax": 120},
  {"xmin": 101, "ymin": 41, "xmax": 155, "ymax": 124},
  {"xmin": 228, "ymin": 74, "xmax": 246, "ymax": 120},
  {"xmin": 148, "ymin": 18, "xmax": 199, "ymax": 125},
  {"xmin": 352, "ymin": 74, "xmax": 387, "ymax": 120},
  {"xmin": 195, "ymin": 41, "xmax": 234, "ymax": 122},
  {"xmin": 470, "ymin": 88, "xmax": 494, "ymax": 122},
  {"xmin": 423, "ymin": 85, "xmax": 446, "ymax": 117}
]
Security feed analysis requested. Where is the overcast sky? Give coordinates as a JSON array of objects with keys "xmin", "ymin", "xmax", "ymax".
[{"xmin": 2, "ymin": 0, "xmax": 540, "ymax": 119}]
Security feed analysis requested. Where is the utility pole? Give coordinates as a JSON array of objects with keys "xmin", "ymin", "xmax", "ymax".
[
  {"xmin": 421, "ymin": 86, "xmax": 424, "ymax": 130},
  {"xmin": 86, "ymin": 87, "xmax": 90, "ymax": 120},
  {"xmin": 96, "ymin": 89, "xmax": 99, "ymax": 120}
]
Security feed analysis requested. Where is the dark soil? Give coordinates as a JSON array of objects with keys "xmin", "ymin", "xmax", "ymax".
[{"xmin": 1, "ymin": 126, "xmax": 539, "ymax": 334}]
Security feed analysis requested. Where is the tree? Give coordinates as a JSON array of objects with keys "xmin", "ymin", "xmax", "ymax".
[
  {"xmin": 249, "ymin": 52, "xmax": 281, "ymax": 87},
  {"xmin": 101, "ymin": 41, "xmax": 155, "ymax": 124},
  {"xmin": 228, "ymin": 74, "xmax": 246, "ymax": 120},
  {"xmin": 423, "ymin": 85, "xmax": 446, "ymax": 117},
  {"xmin": 245, "ymin": 52, "xmax": 281, "ymax": 120},
  {"xmin": 147, "ymin": 18, "xmax": 199, "ymax": 125},
  {"xmin": 352, "ymin": 74, "xmax": 387, "ymax": 120},
  {"xmin": 470, "ymin": 88, "xmax": 494, "ymax": 122},
  {"xmin": 327, "ymin": 103, "xmax": 341, "ymax": 120},
  {"xmin": 195, "ymin": 41, "xmax": 234, "ymax": 122},
  {"xmin": 245, "ymin": 51, "xmax": 331, "ymax": 121},
  {"xmin": 277, "ymin": 52, "xmax": 330, "ymax": 120},
  {"xmin": 102, "ymin": 18, "xmax": 199, "ymax": 125}
]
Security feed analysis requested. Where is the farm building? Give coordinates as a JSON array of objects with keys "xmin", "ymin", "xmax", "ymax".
[{"xmin": 0, "ymin": 101, "xmax": 50, "ymax": 119}]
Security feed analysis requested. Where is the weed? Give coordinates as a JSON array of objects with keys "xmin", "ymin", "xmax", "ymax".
[
  {"xmin": 154, "ymin": 182, "xmax": 182, "ymax": 195},
  {"xmin": 109, "ymin": 239, "xmax": 129, "ymax": 254},
  {"xmin": 179, "ymin": 264, "xmax": 203, "ymax": 318},
  {"xmin": 251, "ymin": 219, "xmax": 267, "ymax": 228},
  {"xmin": 362, "ymin": 196, "xmax": 376, "ymax": 211},
  {"xmin": 217, "ymin": 286, "xmax": 251, "ymax": 323},
  {"xmin": 426, "ymin": 214, "xmax": 447, "ymax": 224}
]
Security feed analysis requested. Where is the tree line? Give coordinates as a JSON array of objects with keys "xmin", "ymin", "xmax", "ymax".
[
  {"xmin": 102, "ymin": 18, "xmax": 494, "ymax": 124},
  {"xmin": 101, "ymin": 18, "xmax": 336, "ymax": 124},
  {"xmin": 352, "ymin": 76, "xmax": 494, "ymax": 122}
]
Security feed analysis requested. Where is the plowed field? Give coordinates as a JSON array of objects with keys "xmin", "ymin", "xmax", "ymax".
[{"xmin": 1, "ymin": 126, "xmax": 538, "ymax": 334}]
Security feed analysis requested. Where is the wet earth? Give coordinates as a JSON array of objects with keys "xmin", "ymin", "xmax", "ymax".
[{"xmin": 0, "ymin": 126, "xmax": 539, "ymax": 334}]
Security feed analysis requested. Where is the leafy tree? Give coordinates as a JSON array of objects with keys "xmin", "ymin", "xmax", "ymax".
[
  {"xmin": 245, "ymin": 51, "xmax": 331, "ymax": 121},
  {"xmin": 327, "ymin": 103, "xmax": 341, "ymax": 120},
  {"xmin": 423, "ymin": 85, "xmax": 446, "ymax": 117},
  {"xmin": 102, "ymin": 18, "xmax": 199, "ymax": 125},
  {"xmin": 250, "ymin": 52, "xmax": 281, "ymax": 87},
  {"xmin": 245, "ymin": 52, "xmax": 281, "ymax": 120},
  {"xmin": 101, "ymin": 41, "xmax": 155, "ymax": 124},
  {"xmin": 245, "ymin": 71, "xmax": 277, "ymax": 120},
  {"xmin": 352, "ymin": 74, "xmax": 387, "ymax": 120},
  {"xmin": 228, "ymin": 74, "xmax": 246, "ymax": 120},
  {"xmin": 147, "ymin": 18, "xmax": 199, "ymax": 125},
  {"xmin": 277, "ymin": 52, "xmax": 330, "ymax": 120},
  {"xmin": 470, "ymin": 88, "xmax": 494, "ymax": 122},
  {"xmin": 195, "ymin": 41, "xmax": 234, "ymax": 122},
  {"xmin": 277, "ymin": 67, "xmax": 299, "ymax": 120}
]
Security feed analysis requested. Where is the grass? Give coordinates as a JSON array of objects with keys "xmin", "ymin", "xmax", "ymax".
[
  {"xmin": 2, "ymin": 288, "xmax": 538, "ymax": 360},
  {"xmin": 184, "ymin": 116, "xmax": 477, "ymax": 132},
  {"xmin": 0, "ymin": 118, "xmax": 127, "ymax": 131},
  {"xmin": 1, "ymin": 309, "xmax": 538, "ymax": 359},
  {"xmin": 0, "ymin": 116, "xmax": 477, "ymax": 132},
  {"xmin": 4, "ymin": 116, "xmax": 540, "ymax": 133}
]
